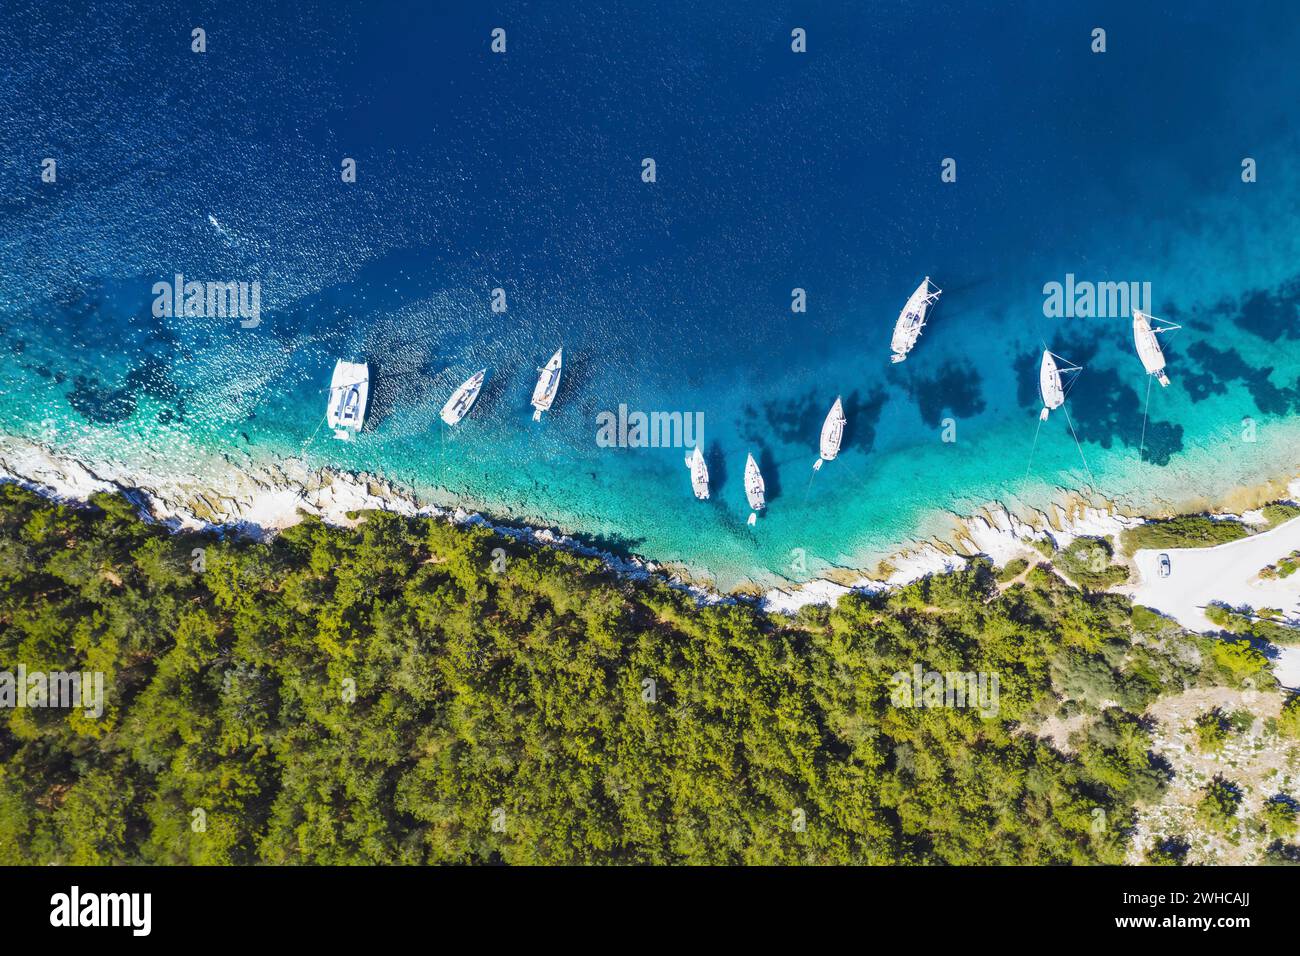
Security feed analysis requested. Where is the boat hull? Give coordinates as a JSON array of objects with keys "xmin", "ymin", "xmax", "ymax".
[
  {"xmin": 440, "ymin": 370, "xmax": 486, "ymax": 426},
  {"xmin": 889, "ymin": 277, "xmax": 940, "ymax": 363},
  {"xmin": 744, "ymin": 454, "xmax": 765, "ymax": 513},
  {"xmin": 686, "ymin": 447, "xmax": 709, "ymax": 500},
  {"xmin": 531, "ymin": 349, "xmax": 563, "ymax": 418},
  {"xmin": 818, "ymin": 397, "xmax": 846, "ymax": 465},
  {"xmin": 1133, "ymin": 311, "xmax": 1174, "ymax": 384},
  {"xmin": 326, "ymin": 360, "xmax": 369, "ymax": 440},
  {"xmin": 1039, "ymin": 351, "xmax": 1064, "ymax": 419}
]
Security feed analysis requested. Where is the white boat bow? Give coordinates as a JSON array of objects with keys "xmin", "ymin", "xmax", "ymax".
[
  {"xmin": 326, "ymin": 360, "xmax": 370, "ymax": 440},
  {"xmin": 744, "ymin": 452, "xmax": 765, "ymax": 525},
  {"xmin": 441, "ymin": 369, "xmax": 487, "ymax": 426},
  {"xmin": 890, "ymin": 276, "xmax": 942, "ymax": 363},
  {"xmin": 1133, "ymin": 310, "xmax": 1178, "ymax": 387},
  {"xmin": 685, "ymin": 444, "xmax": 710, "ymax": 500},
  {"xmin": 531, "ymin": 348, "xmax": 563, "ymax": 421},
  {"xmin": 814, "ymin": 397, "xmax": 846, "ymax": 471},
  {"xmin": 1038, "ymin": 350, "xmax": 1080, "ymax": 421}
]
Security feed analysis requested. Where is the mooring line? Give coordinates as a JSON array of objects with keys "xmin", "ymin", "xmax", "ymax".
[
  {"xmin": 1063, "ymin": 404, "xmax": 1096, "ymax": 490},
  {"xmin": 299, "ymin": 409, "xmax": 330, "ymax": 457},
  {"xmin": 1025, "ymin": 414, "xmax": 1045, "ymax": 479},
  {"xmin": 1138, "ymin": 373, "xmax": 1154, "ymax": 463}
]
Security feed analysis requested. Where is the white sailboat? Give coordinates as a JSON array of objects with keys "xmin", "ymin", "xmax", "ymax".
[
  {"xmin": 744, "ymin": 453, "xmax": 765, "ymax": 525},
  {"xmin": 890, "ymin": 276, "xmax": 942, "ymax": 364},
  {"xmin": 440, "ymin": 369, "xmax": 487, "ymax": 426},
  {"xmin": 326, "ymin": 360, "xmax": 369, "ymax": 440},
  {"xmin": 531, "ymin": 348, "xmax": 563, "ymax": 421},
  {"xmin": 813, "ymin": 396, "xmax": 846, "ymax": 471},
  {"xmin": 1028, "ymin": 348, "xmax": 1097, "ymax": 486},
  {"xmin": 685, "ymin": 444, "xmax": 709, "ymax": 500},
  {"xmin": 1132, "ymin": 310, "xmax": 1178, "ymax": 387},
  {"xmin": 1038, "ymin": 350, "xmax": 1080, "ymax": 421}
]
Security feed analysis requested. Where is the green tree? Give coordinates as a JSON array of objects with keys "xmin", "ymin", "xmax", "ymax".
[{"xmin": 1196, "ymin": 776, "xmax": 1242, "ymax": 834}]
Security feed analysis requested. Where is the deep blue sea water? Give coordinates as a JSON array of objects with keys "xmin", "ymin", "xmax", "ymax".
[{"xmin": 2, "ymin": 1, "xmax": 1300, "ymax": 588}]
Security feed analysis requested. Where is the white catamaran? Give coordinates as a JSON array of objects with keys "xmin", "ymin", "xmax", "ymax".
[
  {"xmin": 1132, "ymin": 310, "xmax": 1178, "ymax": 386},
  {"xmin": 890, "ymin": 276, "xmax": 942, "ymax": 364},
  {"xmin": 1038, "ymin": 350, "xmax": 1081, "ymax": 421},
  {"xmin": 685, "ymin": 444, "xmax": 710, "ymax": 500},
  {"xmin": 440, "ymin": 369, "xmax": 487, "ymax": 426},
  {"xmin": 813, "ymin": 397, "xmax": 846, "ymax": 471},
  {"xmin": 531, "ymin": 348, "xmax": 563, "ymax": 421},
  {"xmin": 326, "ymin": 360, "xmax": 369, "ymax": 440},
  {"xmin": 744, "ymin": 452, "xmax": 765, "ymax": 525}
]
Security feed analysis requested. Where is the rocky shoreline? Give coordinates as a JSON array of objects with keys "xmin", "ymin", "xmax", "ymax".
[
  {"xmin": 0, "ymin": 434, "xmax": 720, "ymax": 603},
  {"xmin": 1, "ymin": 432, "xmax": 1295, "ymax": 618}
]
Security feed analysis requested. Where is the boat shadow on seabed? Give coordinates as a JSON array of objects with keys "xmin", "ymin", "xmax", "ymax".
[
  {"xmin": 704, "ymin": 439, "xmax": 729, "ymax": 495},
  {"xmin": 757, "ymin": 446, "xmax": 783, "ymax": 505}
]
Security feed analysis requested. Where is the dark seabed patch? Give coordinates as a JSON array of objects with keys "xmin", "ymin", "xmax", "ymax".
[
  {"xmin": 1065, "ymin": 365, "xmax": 1184, "ymax": 465},
  {"xmin": 1229, "ymin": 275, "xmax": 1300, "ymax": 343},
  {"xmin": 705, "ymin": 439, "xmax": 729, "ymax": 494},
  {"xmin": 124, "ymin": 355, "xmax": 178, "ymax": 403},
  {"xmin": 1008, "ymin": 335, "xmax": 1102, "ymax": 413},
  {"xmin": 1183, "ymin": 367, "xmax": 1229, "ymax": 403},
  {"xmin": 906, "ymin": 359, "xmax": 986, "ymax": 427},
  {"xmin": 361, "ymin": 359, "xmax": 398, "ymax": 433},
  {"xmin": 757, "ymin": 445, "xmax": 783, "ymax": 504},
  {"xmin": 840, "ymin": 388, "xmax": 888, "ymax": 456},
  {"xmin": 1138, "ymin": 420, "xmax": 1185, "ymax": 467},
  {"xmin": 65, "ymin": 351, "xmax": 185, "ymax": 426},
  {"xmin": 1014, "ymin": 348, "xmax": 1041, "ymax": 410},
  {"xmin": 741, "ymin": 390, "xmax": 823, "ymax": 447},
  {"xmin": 739, "ymin": 386, "xmax": 884, "ymax": 458},
  {"xmin": 67, "ymin": 375, "xmax": 136, "ymax": 425},
  {"xmin": 1186, "ymin": 341, "xmax": 1299, "ymax": 416}
]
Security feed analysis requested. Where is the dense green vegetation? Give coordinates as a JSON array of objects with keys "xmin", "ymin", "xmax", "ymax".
[
  {"xmin": 1051, "ymin": 537, "xmax": 1129, "ymax": 591},
  {"xmin": 1280, "ymin": 696, "xmax": 1300, "ymax": 739},
  {"xmin": 1205, "ymin": 602, "xmax": 1300, "ymax": 645},
  {"xmin": 1262, "ymin": 503, "xmax": 1300, "ymax": 528},
  {"xmin": 1026, "ymin": 537, "xmax": 1056, "ymax": 561},
  {"xmin": 1196, "ymin": 776, "xmax": 1243, "ymax": 833},
  {"xmin": 1145, "ymin": 835, "xmax": 1190, "ymax": 865},
  {"xmin": 1120, "ymin": 515, "xmax": 1250, "ymax": 556},
  {"xmin": 1192, "ymin": 709, "xmax": 1229, "ymax": 754},
  {"xmin": 1262, "ymin": 797, "xmax": 1299, "ymax": 841},
  {"xmin": 0, "ymin": 485, "xmax": 1274, "ymax": 864},
  {"xmin": 994, "ymin": 557, "xmax": 1029, "ymax": 583}
]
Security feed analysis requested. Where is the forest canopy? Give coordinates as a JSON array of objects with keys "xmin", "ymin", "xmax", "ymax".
[{"xmin": 0, "ymin": 485, "xmax": 1270, "ymax": 864}]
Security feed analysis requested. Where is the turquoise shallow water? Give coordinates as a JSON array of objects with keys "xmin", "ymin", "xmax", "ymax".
[{"xmin": 2, "ymin": 1, "xmax": 1300, "ymax": 589}]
